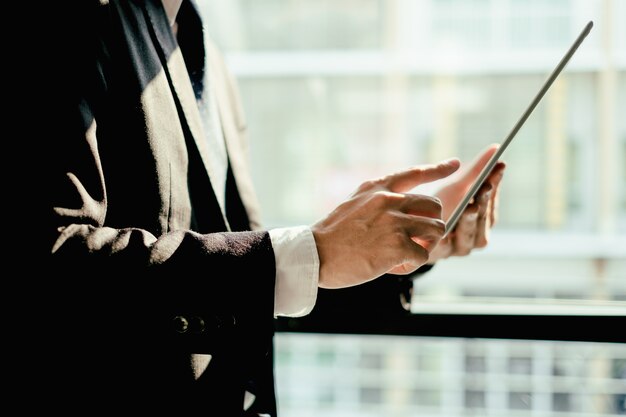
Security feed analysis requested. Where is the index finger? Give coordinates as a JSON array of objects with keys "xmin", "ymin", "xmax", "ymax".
[{"xmin": 386, "ymin": 158, "xmax": 461, "ymax": 192}]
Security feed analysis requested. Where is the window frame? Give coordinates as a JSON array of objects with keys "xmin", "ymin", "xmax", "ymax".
[{"xmin": 276, "ymin": 307, "xmax": 626, "ymax": 344}]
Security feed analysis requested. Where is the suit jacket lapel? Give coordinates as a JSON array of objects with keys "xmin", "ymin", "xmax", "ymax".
[
  {"xmin": 205, "ymin": 38, "xmax": 264, "ymax": 231},
  {"xmin": 143, "ymin": 0, "xmax": 231, "ymax": 230}
]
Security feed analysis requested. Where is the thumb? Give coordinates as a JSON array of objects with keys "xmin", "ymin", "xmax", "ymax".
[
  {"xmin": 463, "ymin": 143, "xmax": 500, "ymax": 180},
  {"xmin": 387, "ymin": 158, "xmax": 461, "ymax": 192}
]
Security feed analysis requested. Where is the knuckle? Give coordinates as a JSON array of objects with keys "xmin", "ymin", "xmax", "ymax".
[
  {"xmin": 358, "ymin": 179, "xmax": 380, "ymax": 193},
  {"xmin": 431, "ymin": 196, "xmax": 443, "ymax": 207},
  {"xmin": 370, "ymin": 191, "xmax": 390, "ymax": 207},
  {"xmin": 391, "ymin": 230, "xmax": 406, "ymax": 246},
  {"xmin": 375, "ymin": 190, "xmax": 405, "ymax": 207},
  {"xmin": 424, "ymin": 195, "xmax": 442, "ymax": 211},
  {"xmin": 433, "ymin": 219, "xmax": 446, "ymax": 234}
]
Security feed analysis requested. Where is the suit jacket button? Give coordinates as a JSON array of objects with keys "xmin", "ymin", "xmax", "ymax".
[
  {"xmin": 172, "ymin": 315, "xmax": 189, "ymax": 333},
  {"xmin": 189, "ymin": 316, "xmax": 205, "ymax": 334}
]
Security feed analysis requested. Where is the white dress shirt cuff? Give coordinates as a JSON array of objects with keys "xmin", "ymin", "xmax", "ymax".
[{"xmin": 269, "ymin": 226, "xmax": 319, "ymax": 317}]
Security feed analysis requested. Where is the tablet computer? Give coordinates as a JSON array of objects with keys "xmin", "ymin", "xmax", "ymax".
[{"xmin": 444, "ymin": 20, "xmax": 594, "ymax": 237}]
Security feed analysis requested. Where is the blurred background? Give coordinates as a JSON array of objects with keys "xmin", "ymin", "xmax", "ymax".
[{"xmin": 198, "ymin": 0, "xmax": 625, "ymax": 415}]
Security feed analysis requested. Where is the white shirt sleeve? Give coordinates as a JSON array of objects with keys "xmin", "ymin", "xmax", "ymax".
[{"xmin": 269, "ymin": 226, "xmax": 319, "ymax": 317}]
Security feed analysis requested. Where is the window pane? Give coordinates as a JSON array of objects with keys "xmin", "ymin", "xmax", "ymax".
[
  {"xmin": 197, "ymin": 0, "xmax": 625, "ymax": 304},
  {"xmin": 275, "ymin": 333, "xmax": 626, "ymax": 416}
]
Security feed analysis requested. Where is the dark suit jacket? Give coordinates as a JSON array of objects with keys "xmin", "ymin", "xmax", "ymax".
[
  {"xmin": 23, "ymin": 0, "xmax": 425, "ymax": 415},
  {"xmin": 32, "ymin": 0, "xmax": 276, "ymax": 415}
]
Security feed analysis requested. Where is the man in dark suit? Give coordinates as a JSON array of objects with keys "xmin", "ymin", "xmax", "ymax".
[{"xmin": 31, "ymin": 0, "xmax": 504, "ymax": 415}]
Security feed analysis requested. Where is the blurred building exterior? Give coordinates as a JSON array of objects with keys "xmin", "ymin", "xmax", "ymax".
[
  {"xmin": 275, "ymin": 334, "xmax": 626, "ymax": 416},
  {"xmin": 198, "ymin": 0, "xmax": 626, "ymax": 415}
]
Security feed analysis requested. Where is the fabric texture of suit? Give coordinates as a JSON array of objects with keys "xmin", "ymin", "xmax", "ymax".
[{"xmin": 32, "ymin": 0, "xmax": 277, "ymax": 415}]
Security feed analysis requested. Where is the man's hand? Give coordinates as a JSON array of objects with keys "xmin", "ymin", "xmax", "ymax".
[
  {"xmin": 428, "ymin": 144, "xmax": 506, "ymax": 263},
  {"xmin": 312, "ymin": 158, "xmax": 461, "ymax": 289}
]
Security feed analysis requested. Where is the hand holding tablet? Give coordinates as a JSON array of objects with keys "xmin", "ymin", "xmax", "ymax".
[{"xmin": 424, "ymin": 145, "xmax": 505, "ymax": 263}]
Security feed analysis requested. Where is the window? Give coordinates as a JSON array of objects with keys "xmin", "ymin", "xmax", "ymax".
[
  {"xmin": 275, "ymin": 334, "xmax": 626, "ymax": 416},
  {"xmin": 197, "ymin": 1, "xmax": 625, "ymax": 415}
]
